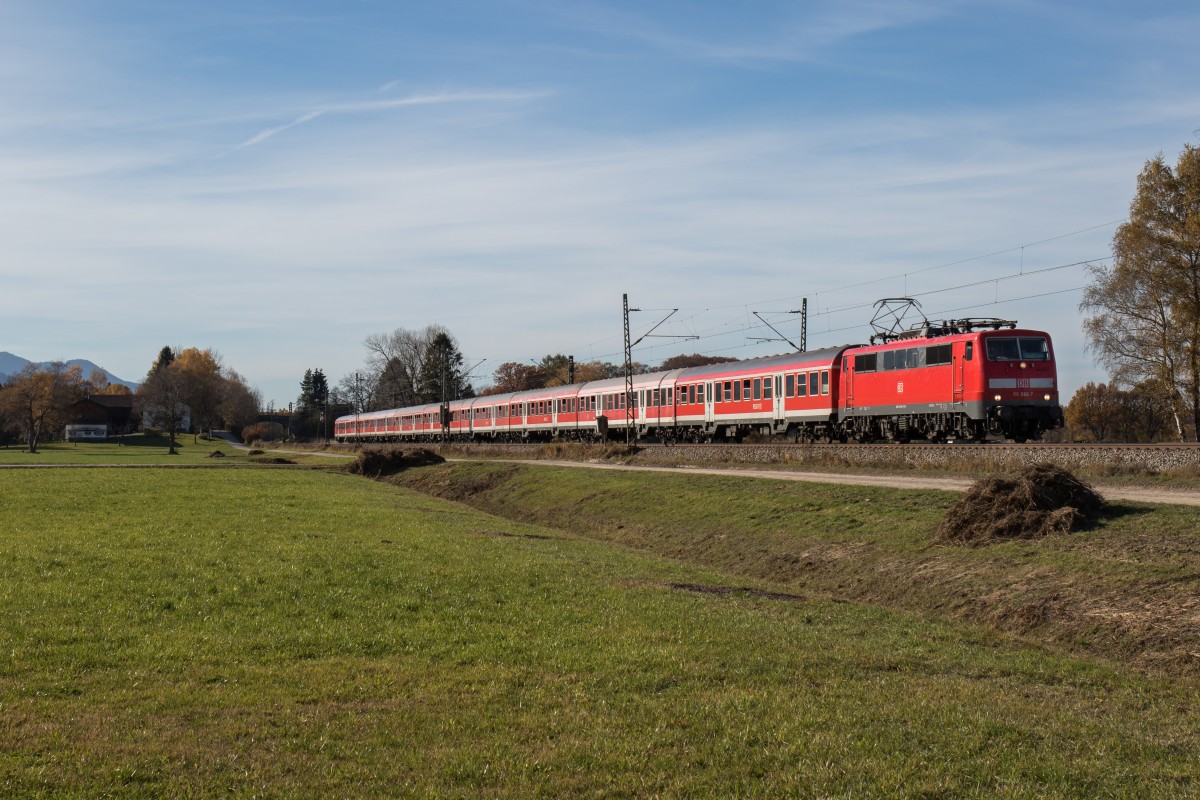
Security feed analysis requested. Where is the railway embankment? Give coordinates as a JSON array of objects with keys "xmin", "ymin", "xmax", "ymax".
[
  {"xmin": 390, "ymin": 458, "xmax": 1200, "ymax": 676},
  {"xmin": 415, "ymin": 440, "xmax": 1200, "ymax": 479}
]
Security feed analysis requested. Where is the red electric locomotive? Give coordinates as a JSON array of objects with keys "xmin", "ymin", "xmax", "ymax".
[{"xmin": 837, "ymin": 319, "xmax": 1062, "ymax": 442}]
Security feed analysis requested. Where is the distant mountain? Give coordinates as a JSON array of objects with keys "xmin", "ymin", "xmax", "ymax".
[
  {"xmin": 0, "ymin": 351, "xmax": 139, "ymax": 390},
  {"xmin": 0, "ymin": 351, "xmax": 30, "ymax": 379}
]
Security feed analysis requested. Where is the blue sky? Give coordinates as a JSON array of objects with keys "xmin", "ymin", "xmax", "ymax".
[{"xmin": 2, "ymin": 1, "xmax": 1197, "ymax": 407}]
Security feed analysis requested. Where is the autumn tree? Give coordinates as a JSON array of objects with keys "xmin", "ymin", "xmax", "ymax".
[
  {"xmin": 1121, "ymin": 380, "xmax": 1175, "ymax": 442},
  {"xmin": 175, "ymin": 348, "xmax": 225, "ymax": 441},
  {"xmin": 0, "ymin": 362, "xmax": 86, "ymax": 452},
  {"xmin": 487, "ymin": 362, "xmax": 545, "ymax": 394},
  {"xmin": 575, "ymin": 360, "xmax": 622, "ymax": 381},
  {"xmin": 536, "ymin": 354, "xmax": 571, "ymax": 386},
  {"xmin": 1081, "ymin": 144, "xmax": 1200, "ymax": 440},
  {"xmin": 657, "ymin": 353, "xmax": 738, "ymax": 371},
  {"xmin": 1065, "ymin": 380, "xmax": 1174, "ymax": 442},
  {"xmin": 1064, "ymin": 382, "xmax": 1120, "ymax": 441}
]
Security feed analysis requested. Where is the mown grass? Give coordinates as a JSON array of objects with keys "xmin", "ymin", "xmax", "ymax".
[
  {"xmin": 0, "ymin": 434, "xmax": 241, "ymax": 465},
  {"xmin": 0, "ymin": 435, "xmax": 351, "ymax": 467},
  {"xmin": 1, "ymin": 468, "xmax": 1198, "ymax": 797}
]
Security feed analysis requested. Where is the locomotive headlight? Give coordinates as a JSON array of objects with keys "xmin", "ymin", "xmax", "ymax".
[
  {"xmin": 994, "ymin": 394, "xmax": 1002, "ymax": 402},
  {"xmin": 1020, "ymin": 361, "xmax": 1028, "ymax": 369},
  {"xmin": 1044, "ymin": 393, "xmax": 1052, "ymax": 401}
]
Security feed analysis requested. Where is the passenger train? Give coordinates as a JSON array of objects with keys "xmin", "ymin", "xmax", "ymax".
[{"xmin": 335, "ymin": 319, "xmax": 1064, "ymax": 445}]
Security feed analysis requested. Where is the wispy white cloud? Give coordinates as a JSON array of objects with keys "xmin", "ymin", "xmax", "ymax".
[
  {"xmin": 234, "ymin": 90, "xmax": 552, "ymax": 149},
  {"xmin": 547, "ymin": 0, "xmax": 956, "ymax": 63}
]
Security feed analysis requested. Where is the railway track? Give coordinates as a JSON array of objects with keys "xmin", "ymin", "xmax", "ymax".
[{"xmin": 427, "ymin": 440, "xmax": 1200, "ymax": 473}]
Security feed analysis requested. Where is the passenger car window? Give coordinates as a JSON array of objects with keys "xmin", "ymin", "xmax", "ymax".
[
  {"xmin": 809, "ymin": 372, "xmax": 819, "ymax": 396},
  {"xmin": 786, "ymin": 374, "xmax": 794, "ymax": 397}
]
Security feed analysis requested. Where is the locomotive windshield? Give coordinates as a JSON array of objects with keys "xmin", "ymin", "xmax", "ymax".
[{"xmin": 985, "ymin": 336, "xmax": 1049, "ymax": 361}]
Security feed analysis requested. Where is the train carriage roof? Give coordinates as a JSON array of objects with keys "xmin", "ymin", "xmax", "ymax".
[{"xmin": 677, "ymin": 345, "xmax": 855, "ymax": 381}]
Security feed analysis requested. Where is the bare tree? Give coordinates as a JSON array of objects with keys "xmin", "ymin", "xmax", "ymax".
[
  {"xmin": 219, "ymin": 367, "xmax": 262, "ymax": 435},
  {"xmin": 362, "ymin": 325, "xmax": 453, "ymax": 410},
  {"xmin": 138, "ymin": 363, "xmax": 189, "ymax": 454},
  {"xmin": 338, "ymin": 371, "xmax": 376, "ymax": 415}
]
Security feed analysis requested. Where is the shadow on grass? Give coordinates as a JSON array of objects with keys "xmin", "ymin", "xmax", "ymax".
[{"xmin": 1099, "ymin": 502, "xmax": 1156, "ymax": 523}]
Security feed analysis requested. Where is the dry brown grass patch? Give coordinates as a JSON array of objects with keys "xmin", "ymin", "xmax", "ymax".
[
  {"xmin": 349, "ymin": 448, "xmax": 445, "ymax": 478},
  {"xmin": 936, "ymin": 462, "xmax": 1105, "ymax": 546}
]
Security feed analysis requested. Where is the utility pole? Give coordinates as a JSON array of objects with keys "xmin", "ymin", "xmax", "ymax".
[
  {"xmin": 568, "ymin": 355, "xmax": 575, "ymax": 385},
  {"xmin": 800, "ymin": 297, "xmax": 807, "ymax": 352},
  {"xmin": 623, "ymin": 294, "xmax": 698, "ymax": 445},
  {"xmin": 441, "ymin": 351, "xmax": 448, "ymax": 442},
  {"xmin": 623, "ymin": 294, "xmax": 634, "ymax": 445}
]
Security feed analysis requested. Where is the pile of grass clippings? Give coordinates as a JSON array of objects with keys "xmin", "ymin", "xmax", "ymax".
[
  {"xmin": 251, "ymin": 456, "xmax": 296, "ymax": 465},
  {"xmin": 936, "ymin": 462, "xmax": 1105, "ymax": 546},
  {"xmin": 207, "ymin": 450, "xmax": 227, "ymax": 458},
  {"xmin": 350, "ymin": 448, "xmax": 445, "ymax": 478}
]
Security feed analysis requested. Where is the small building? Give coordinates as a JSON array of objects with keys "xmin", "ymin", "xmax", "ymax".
[
  {"xmin": 65, "ymin": 424, "xmax": 109, "ymax": 442},
  {"xmin": 66, "ymin": 394, "xmax": 136, "ymax": 439}
]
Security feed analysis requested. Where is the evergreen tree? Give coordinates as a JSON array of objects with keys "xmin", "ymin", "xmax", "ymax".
[
  {"xmin": 298, "ymin": 369, "xmax": 315, "ymax": 411},
  {"xmin": 146, "ymin": 346, "xmax": 175, "ymax": 381},
  {"xmin": 416, "ymin": 332, "xmax": 468, "ymax": 403},
  {"xmin": 295, "ymin": 368, "xmax": 332, "ymax": 439},
  {"xmin": 311, "ymin": 369, "xmax": 329, "ymax": 408}
]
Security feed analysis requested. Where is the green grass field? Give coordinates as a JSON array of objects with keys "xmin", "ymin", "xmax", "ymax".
[
  {"xmin": 0, "ymin": 434, "xmax": 241, "ymax": 465},
  {"xmin": 2, "ymin": 466, "xmax": 1198, "ymax": 797},
  {"xmin": 0, "ymin": 435, "xmax": 350, "ymax": 467}
]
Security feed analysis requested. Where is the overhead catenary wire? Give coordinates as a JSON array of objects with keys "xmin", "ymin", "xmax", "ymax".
[{"xmin": 474, "ymin": 220, "xmax": 1119, "ymax": 377}]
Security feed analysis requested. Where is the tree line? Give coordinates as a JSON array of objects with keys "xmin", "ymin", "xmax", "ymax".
[{"xmin": 0, "ymin": 347, "xmax": 260, "ymax": 453}]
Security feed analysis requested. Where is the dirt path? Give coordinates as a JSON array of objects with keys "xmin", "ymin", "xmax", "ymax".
[
  {"xmin": 212, "ymin": 431, "xmax": 352, "ymax": 459},
  {"xmin": 458, "ymin": 458, "xmax": 1200, "ymax": 508}
]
